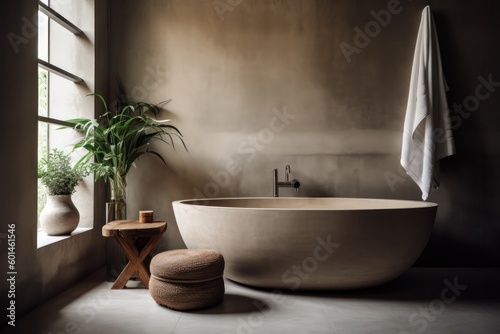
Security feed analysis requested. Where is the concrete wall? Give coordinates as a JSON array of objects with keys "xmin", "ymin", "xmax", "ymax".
[
  {"xmin": 0, "ymin": 0, "xmax": 108, "ymax": 327},
  {"xmin": 110, "ymin": 0, "xmax": 500, "ymax": 267}
]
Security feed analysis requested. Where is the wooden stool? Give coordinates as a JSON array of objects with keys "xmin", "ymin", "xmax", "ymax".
[
  {"xmin": 149, "ymin": 249, "xmax": 225, "ymax": 311},
  {"xmin": 102, "ymin": 220, "xmax": 167, "ymax": 289}
]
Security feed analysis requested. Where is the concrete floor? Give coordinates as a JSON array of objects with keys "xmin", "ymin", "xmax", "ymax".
[{"xmin": 3, "ymin": 268, "xmax": 500, "ymax": 334}]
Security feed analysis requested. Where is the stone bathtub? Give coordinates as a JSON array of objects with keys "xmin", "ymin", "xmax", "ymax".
[{"xmin": 172, "ymin": 197, "xmax": 437, "ymax": 290}]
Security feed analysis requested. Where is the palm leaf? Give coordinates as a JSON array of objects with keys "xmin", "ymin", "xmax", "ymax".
[{"xmin": 61, "ymin": 91, "xmax": 187, "ymax": 184}]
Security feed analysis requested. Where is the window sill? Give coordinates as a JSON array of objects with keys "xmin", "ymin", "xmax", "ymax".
[{"xmin": 37, "ymin": 227, "xmax": 93, "ymax": 249}]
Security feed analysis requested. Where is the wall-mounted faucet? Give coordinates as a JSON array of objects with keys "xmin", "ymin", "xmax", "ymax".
[{"xmin": 273, "ymin": 164, "xmax": 300, "ymax": 197}]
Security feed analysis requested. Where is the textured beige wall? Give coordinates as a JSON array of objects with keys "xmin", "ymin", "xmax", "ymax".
[{"xmin": 109, "ymin": 0, "xmax": 500, "ymax": 265}]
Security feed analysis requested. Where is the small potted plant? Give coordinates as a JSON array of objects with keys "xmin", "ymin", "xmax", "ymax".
[{"xmin": 38, "ymin": 149, "xmax": 90, "ymax": 235}]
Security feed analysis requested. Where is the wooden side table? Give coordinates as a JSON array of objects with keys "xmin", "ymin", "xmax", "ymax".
[{"xmin": 102, "ymin": 220, "xmax": 167, "ymax": 289}]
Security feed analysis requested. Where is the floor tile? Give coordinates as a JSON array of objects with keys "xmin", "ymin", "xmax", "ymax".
[{"xmin": 3, "ymin": 268, "xmax": 499, "ymax": 334}]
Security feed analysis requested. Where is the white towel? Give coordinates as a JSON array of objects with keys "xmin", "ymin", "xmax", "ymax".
[{"xmin": 401, "ymin": 5, "xmax": 456, "ymax": 201}]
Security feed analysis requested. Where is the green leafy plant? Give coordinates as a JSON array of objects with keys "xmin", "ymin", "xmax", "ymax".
[
  {"xmin": 38, "ymin": 149, "xmax": 91, "ymax": 195},
  {"xmin": 67, "ymin": 93, "xmax": 186, "ymax": 181},
  {"xmin": 65, "ymin": 91, "xmax": 186, "ymax": 213}
]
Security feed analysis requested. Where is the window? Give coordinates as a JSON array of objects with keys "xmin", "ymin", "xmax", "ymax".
[{"xmin": 37, "ymin": 0, "xmax": 95, "ymax": 234}]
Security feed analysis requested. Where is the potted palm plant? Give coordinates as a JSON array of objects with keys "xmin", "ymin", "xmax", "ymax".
[
  {"xmin": 66, "ymin": 92, "xmax": 186, "ymax": 221},
  {"xmin": 38, "ymin": 149, "xmax": 90, "ymax": 235}
]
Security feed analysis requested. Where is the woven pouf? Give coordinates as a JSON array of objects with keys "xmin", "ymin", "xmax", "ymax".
[{"xmin": 149, "ymin": 249, "xmax": 225, "ymax": 311}]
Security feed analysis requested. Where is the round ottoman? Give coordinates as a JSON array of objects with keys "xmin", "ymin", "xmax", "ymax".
[{"xmin": 149, "ymin": 249, "xmax": 225, "ymax": 311}]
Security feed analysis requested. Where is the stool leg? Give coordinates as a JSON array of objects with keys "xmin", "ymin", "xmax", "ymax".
[
  {"xmin": 111, "ymin": 236, "xmax": 141, "ymax": 289},
  {"xmin": 112, "ymin": 234, "xmax": 164, "ymax": 289},
  {"xmin": 135, "ymin": 234, "xmax": 164, "ymax": 287},
  {"xmin": 112, "ymin": 261, "xmax": 138, "ymax": 289}
]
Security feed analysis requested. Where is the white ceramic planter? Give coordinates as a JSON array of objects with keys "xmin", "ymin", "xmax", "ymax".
[{"xmin": 40, "ymin": 195, "xmax": 80, "ymax": 236}]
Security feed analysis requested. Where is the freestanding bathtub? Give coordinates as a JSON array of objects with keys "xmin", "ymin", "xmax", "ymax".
[{"xmin": 172, "ymin": 197, "xmax": 437, "ymax": 290}]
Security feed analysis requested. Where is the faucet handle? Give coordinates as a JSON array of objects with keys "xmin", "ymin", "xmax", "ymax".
[{"xmin": 285, "ymin": 165, "xmax": 291, "ymax": 182}]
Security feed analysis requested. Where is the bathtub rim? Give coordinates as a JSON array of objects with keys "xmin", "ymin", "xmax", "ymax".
[{"xmin": 172, "ymin": 197, "xmax": 438, "ymax": 211}]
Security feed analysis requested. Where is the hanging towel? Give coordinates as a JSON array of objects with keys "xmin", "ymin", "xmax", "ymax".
[{"xmin": 401, "ymin": 5, "xmax": 456, "ymax": 201}]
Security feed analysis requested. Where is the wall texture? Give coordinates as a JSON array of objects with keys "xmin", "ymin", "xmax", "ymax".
[{"xmin": 110, "ymin": 0, "xmax": 500, "ymax": 265}]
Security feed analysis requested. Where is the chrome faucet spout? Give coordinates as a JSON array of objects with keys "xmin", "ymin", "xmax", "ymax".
[
  {"xmin": 273, "ymin": 165, "xmax": 300, "ymax": 197},
  {"xmin": 285, "ymin": 165, "xmax": 291, "ymax": 182}
]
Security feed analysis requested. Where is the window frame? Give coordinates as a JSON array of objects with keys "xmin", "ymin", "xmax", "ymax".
[{"xmin": 37, "ymin": 0, "xmax": 95, "ymax": 242}]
